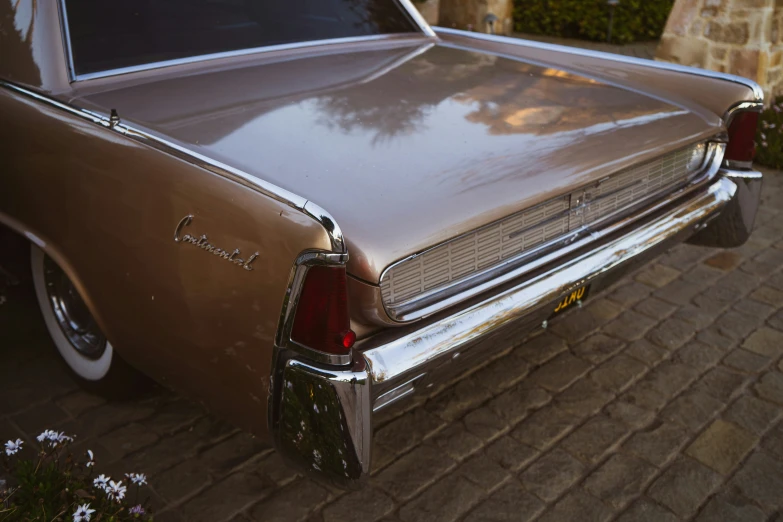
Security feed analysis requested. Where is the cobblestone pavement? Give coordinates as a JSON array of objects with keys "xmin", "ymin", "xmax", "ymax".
[{"xmin": 2, "ymin": 168, "xmax": 783, "ymax": 522}]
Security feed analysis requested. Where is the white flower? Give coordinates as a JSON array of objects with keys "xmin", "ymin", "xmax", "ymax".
[
  {"xmin": 36, "ymin": 429, "xmax": 73, "ymax": 447},
  {"xmin": 125, "ymin": 472, "xmax": 147, "ymax": 486},
  {"xmin": 73, "ymin": 503, "xmax": 96, "ymax": 522},
  {"xmin": 107, "ymin": 480, "xmax": 127, "ymax": 502},
  {"xmin": 86, "ymin": 449, "xmax": 94, "ymax": 467},
  {"xmin": 93, "ymin": 474, "xmax": 110, "ymax": 491},
  {"xmin": 4, "ymin": 439, "xmax": 22, "ymax": 456}
]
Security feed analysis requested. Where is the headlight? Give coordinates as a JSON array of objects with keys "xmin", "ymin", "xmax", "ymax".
[{"xmin": 686, "ymin": 142, "xmax": 707, "ymax": 173}]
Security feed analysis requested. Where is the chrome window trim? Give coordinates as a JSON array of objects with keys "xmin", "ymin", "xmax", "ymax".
[
  {"xmin": 434, "ymin": 27, "xmax": 764, "ymax": 103},
  {"xmin": 57, "ymin": 0, "xmax": 435, "ymax": 82},
  {"xmin": 57, "ymin": 0, "xmax": 76, "ymax": 82},
  {"xmin": 382, "ymin": 141, "xmax": 727, "ymax": 322}
]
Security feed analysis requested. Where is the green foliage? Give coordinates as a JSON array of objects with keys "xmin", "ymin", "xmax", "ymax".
[
  {"xmin": 513, "ymin": 0, "xmax": 675, "ymax": 44},
  {"xmin": 1, "ymin": 433, "xmax": 153, "ymax": 521},
  {"xmin": 756, "ymin": 98, "xmax": 783, "ymax": 170}
]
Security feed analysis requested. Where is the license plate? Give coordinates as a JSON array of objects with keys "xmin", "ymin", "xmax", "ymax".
[{"xmin": 551, "ymin": 285, "xmax": 590, "ymax": 317}]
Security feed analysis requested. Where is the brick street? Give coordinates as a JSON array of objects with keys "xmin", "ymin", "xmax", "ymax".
[{"xmin": 2, "ymin": 167, "xmax": 782, "ymax": 521}]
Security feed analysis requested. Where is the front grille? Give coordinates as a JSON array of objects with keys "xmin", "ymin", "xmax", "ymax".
[{"xmin": 380, "ymin": 142, "xmax": 708, "ymax": 316}]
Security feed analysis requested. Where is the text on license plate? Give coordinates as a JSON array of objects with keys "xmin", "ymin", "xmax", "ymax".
[{"xmin": 551, "ymin": 285, "xmax": 590, "ymax": 316}]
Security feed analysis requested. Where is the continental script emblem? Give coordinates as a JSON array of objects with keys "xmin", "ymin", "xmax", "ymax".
[{"xmin": 173, "ymin": 215, "xmax": 258, "ymax": 271}]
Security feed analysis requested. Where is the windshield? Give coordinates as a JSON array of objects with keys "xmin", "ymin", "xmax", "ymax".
[{"xmin": 63, "ymin": 0, "xmax": 420, "ymax": 77}]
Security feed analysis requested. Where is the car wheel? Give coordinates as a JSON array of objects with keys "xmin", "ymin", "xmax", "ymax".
[{"xmin": 30, "ymin": 245, "xmax": 147, "ymax": 396}]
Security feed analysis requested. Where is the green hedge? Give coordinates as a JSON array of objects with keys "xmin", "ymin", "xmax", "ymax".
[{"xmin": 513, "ymin": 0, "xmax": 675, "ymax": 44}]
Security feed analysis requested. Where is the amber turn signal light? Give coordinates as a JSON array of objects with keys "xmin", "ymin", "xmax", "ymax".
[{"xmin": 291, "ymin": 265, "xmax": 354, "ymax": 357}]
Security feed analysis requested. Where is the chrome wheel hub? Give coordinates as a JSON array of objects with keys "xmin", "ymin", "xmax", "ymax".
[{"xmin": 43, "ymin": 255, "xmax": 106, "ymax": 359}]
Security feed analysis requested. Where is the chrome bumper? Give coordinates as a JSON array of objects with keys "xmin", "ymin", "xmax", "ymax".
[{"xmin": 275, "ymin": 169, "xmax": 761, "ymax": 487}]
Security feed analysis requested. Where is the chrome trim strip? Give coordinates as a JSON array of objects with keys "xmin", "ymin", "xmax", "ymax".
[
  {"xmin": 362, "ymin": 175, "xmax": 738, "ymax": 390},
  {"xmin": 0, "ymin": 81, "xmax": 309, "ymax": 211},
  {"xmin": 434, "ymin": 27, "xmax": 764, "ymax": 103},
  {"xmin": 303, "ymin": 202, "xmax": 347, "ymax": 255},
  {"xmin": 70, "ymin": 34, "xmax": 431, "ymax": 82},
  {"xmin": 57, "ymin": 0, "xmax": 76, "ymax": 82},
  {"xmin": 724, "ymin": 100, "xmax": 764, "ymax": 124},
  {"xmin": 383, "ymin": 142, "xmax": 725, "ymax": 322}
]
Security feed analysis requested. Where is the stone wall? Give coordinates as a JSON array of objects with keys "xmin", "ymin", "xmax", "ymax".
[
  {"xmin": 656, "ymin": 0, "xmax": 783, "ymax": 102},
  {"xmin": 415, "ymin": 0, "xmax": 441, "ymax": 25},
  {"xmin": 436, "ymin": 0, "xmax": 514, "ymax": 35}
]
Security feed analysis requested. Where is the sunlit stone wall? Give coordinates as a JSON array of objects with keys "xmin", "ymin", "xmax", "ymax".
[
  {"xmin": 657, "ymin": 0, "xmax": 783, "ymax": 101},
  {"xmin": 433, "ymin": 0, "xmax": 514, "ymax": 35},
  {"xmin": 415, "ymin": 0, "xmax": 441, "ymax": 25}
]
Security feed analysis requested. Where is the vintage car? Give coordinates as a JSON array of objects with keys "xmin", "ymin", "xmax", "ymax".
[{"xmin": 0, "ymin": 0, "xmax": 764, "ymax": 486}]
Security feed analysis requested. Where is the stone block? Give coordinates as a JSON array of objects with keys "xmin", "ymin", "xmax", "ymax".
[
  {"xmin": 705, "ymin": 21, "xmax": 750, "ymax": 44},
  {"xmin": 730, "ymin": 451, "xmax": 783, "ymax": 512},
  {"xmin": 661, "ymin": 390, "xmax": 724, "ymax": 432},
  {"xmin": 398, "ymin": 475, "xmax": 484, "ymax": 522},
  {"xmin": 560, "ymin": 415, "xmax": 628, "ymax": 464},
  {"xmin": 590, "ymin": 354, "xmax": 648, "ymax": 393},
  {"xmin": 519, "ymin": 448, "xmax": 586, "ymax": 502},
  {"xmin": 655, "ymin": 35, "xmax": 709, "ymax": 67},
  {"xmin": 528, "ymin": 352, "xmax": 591, "ymax": 392},
  {"xmin": 487, "ymin": 383, "xmax": 551, "ymax": 426},
  {"xmin": 647, "ymin": 457, "xmax": 723, "ymax": 517},
  {"xmin": 536, "ymin": 490, "xmax": 613, "ymax": 522},
  {"xmin": 624, "ymin": 420, "xmax": 690, "ymax": 467},
  {"xmin": 685, "ymin": 419, "xmax": 758, "ymax": 474},
  {"xmin": 323, "ymin": 487, "xmax": 395, "ymax": 522},
  {"xmin": 179, "ymin": 472, "xmax": 273, "ymax": 522},
  {"xmin": 615, "ymin": 499, "xmax": 679, "ymax": 522},
  {"xmin": 484, "ymin": 436, "xmax": 538, "ymax": 472},
  {"xmin": 730, "ymin": 48, "xmax": 763, "ymax": 83},
  {"xmin": 723, "ymin": 348, "xmax": 771, "ymax": 373},
  {"xmin": 724, "ymin": 396, "xmax": 782, "ymax": 436},
  {"xmin": 755, "ymin": 372, "xmax": 783, "ymax": 405},
  {"xmin": 431, "ymin": 422, "xmax": 483, "ymax": 461},
  {"xmin": 375, "ymin": 444, "xmax": 456, "ymax": 501},
  {"xmin": 375, "ymin": 408, "xmax": 445, "ymax": 455},
  {"xmin": 465, "ymin": 481, "xmax": 544, "ymax": 522},
  {"xmin": 663, "ymin": 0, "xmax": 703, "ymax": 36},
  {"xmin": 458, "ymin": 452, "xmax": 511, "ymax": 491},
  {"xmin": 250, "ymin": 479, "xmax": 330, "ymax": 522},
  {"xmin": 634, "ymin": 297, "xmax": 677, "ymax": 321},
  {"xmin": 572, "ymin": 333, "xmax": 624, "ymax": 364},
  {"xmin": 463, "ymin": 481, "xmax": 545, "ymax": 522},
  {"xmin": 583, "ymin": 453, "xmax": 657, "ymax": 509},
  {"xmin": 554, "ymin": 379, "xmax": 614, "ymax": 419},
  {"xmin": 510, "ymin": 404, "xmax": 579, "ymax": 451},
  {"xmin": 695, "ymin": 490, "xmax": 766, "ymax": 522},
  {"xmin": 743, "ymin": 327, "xmax": 783, "ymax": 356}
]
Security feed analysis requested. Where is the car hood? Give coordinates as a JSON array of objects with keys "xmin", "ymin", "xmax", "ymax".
[{"xmin": 73, "ymin": 38, "xmax": 723, "ymax": 284}]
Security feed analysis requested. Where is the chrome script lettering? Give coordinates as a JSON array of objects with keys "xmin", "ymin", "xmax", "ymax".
[{"xmin": 173, "ymin": 215, "xmax": 258, "ymax": 271}]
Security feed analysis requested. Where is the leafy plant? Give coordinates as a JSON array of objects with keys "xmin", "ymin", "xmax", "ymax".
[
  {"xmin": 513, "ymin": 0, "xmax": 675, "ymax": 44},
  {"xmin": 756, "ymin": 97, "xmax": 783, "ymax": 170},
  {"xmin": 1, "ymin": 431, "xmax": 152, "ymax": 521}
]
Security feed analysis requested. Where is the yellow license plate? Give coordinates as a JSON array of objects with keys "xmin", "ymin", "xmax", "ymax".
[{"xmin": 551, "ymin": 285, "xmax": 590, "ymax": 317}]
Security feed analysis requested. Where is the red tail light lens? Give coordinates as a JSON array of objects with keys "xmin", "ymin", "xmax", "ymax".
[
  {"xmin": 725, "ymin": 111, "xmax": 760, "ymax": 165},
  {"xmin": 291, "ymin": 265, "xmax": 354, "ymax": 356}
]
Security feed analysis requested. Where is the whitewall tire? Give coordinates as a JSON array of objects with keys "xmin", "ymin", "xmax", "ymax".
[{"xmin": 30, "ymin": 245, "xmax": 114, "ymax": 381}]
